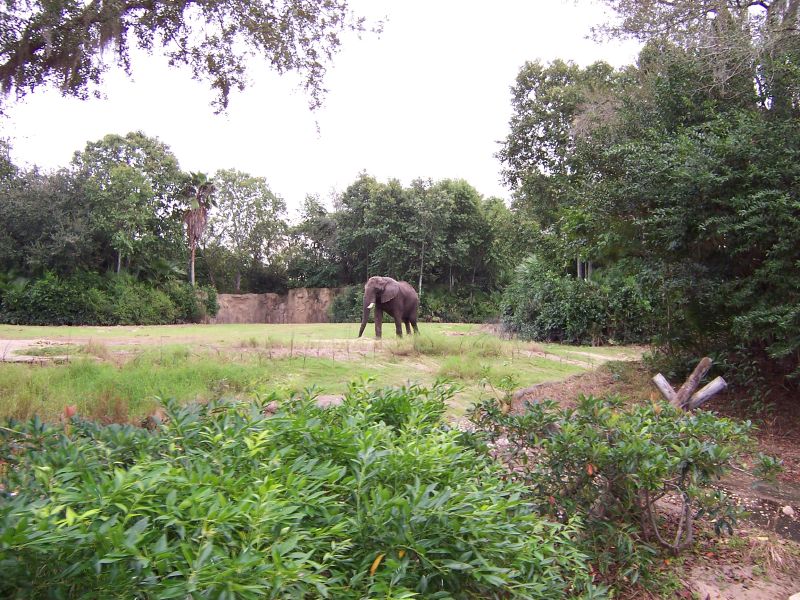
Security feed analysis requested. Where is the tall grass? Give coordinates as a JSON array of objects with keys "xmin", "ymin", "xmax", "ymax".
[
  {"xmin": 0, "ymin": 352, "xmax": 422, "ymax": 422},
  {"xmin": 0, "ymin": 325, "xmax": 616, "ymax": 421}
]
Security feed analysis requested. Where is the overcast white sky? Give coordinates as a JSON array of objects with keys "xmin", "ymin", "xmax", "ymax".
[{"xmin": 0, "ymin": 0, "xmax": 639, "ymax": 217}]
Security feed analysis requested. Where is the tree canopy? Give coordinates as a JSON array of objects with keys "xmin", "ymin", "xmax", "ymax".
[{"xmin": 0, "ymin": 0, "xmax": 371, "ymax": 111}]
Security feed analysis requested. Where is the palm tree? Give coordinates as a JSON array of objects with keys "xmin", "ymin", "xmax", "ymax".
[{"xmin": 182, "ymin": 172, "xmax": 216, "ymax": 287}]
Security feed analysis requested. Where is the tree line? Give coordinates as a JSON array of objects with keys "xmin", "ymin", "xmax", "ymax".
[{"xmin": 0, "ymin": 131, "xmax": 533, "ymax": 324}]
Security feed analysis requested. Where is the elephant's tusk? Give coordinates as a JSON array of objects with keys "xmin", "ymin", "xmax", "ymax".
[{"xmin": 367, "ymin": 302, "xmax": 375, "ymax": 309}]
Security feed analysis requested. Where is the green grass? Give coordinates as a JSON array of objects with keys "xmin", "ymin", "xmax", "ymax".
[
  {"xmin": 0, "ymin": 323, "xmax": 639, "ymax": 421},
  {"xmin": 12, "ymin": 344, "xmax": 83, "ymax": 357}
]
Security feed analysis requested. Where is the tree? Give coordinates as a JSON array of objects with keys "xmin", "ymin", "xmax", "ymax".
[
  {"xmin": 498, "ymin": 60, "xmax": 623, "ymax": 276},
  {"xmin": 204, "ymin": 169, "xmax": 286, "ymax": 292},
  {"xmin": 0, "ymin": 166, "xmax": 93, "ymax": 275},
  {"xmin": 285, "ymin": 195, "xmax": 340, "ymax": 288},
  {"xmin": 182, "ymin": 172, "xmax": 215, "ymax": 287},
  {"xmin": 596, "ymin": 0, "xmax": 800, "ymax": 115},
  {"xmin": 334, "ymin": 173, "xmax": 381, "ymax": 283},
  {"xmin": 89, "ymin": 165, "xmax": 154, "ymax": 274},
  {"xmin": 0, "ymin": 0, "xmax": 373, "ymax": 112},
  {"xmin": 71, "ymin": 131, "xmax": 186, "ymax": 275}
]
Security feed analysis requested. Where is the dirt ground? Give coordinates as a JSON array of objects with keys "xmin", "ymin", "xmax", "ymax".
[{"xmin": 512, "ymin": 362, "xmax": 800, "ymax": 600}]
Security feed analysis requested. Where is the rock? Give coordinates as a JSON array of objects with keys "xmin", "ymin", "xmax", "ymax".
[
  {"xmin": 263, "ymin": 401, "xmax": 279, "ymax": 415},
  {"xmin": 141, "ymin": 407, "xmax": 168, "ymax": 430},
  {"xmin": 782, "ymin": 505, "xmax": 796, "ymax": 518},
  {"xmin": 787, "ymin": 592, "xmax": 800, "ymax": 600},
  {"xmin": 315, "ymin": 395, "xmax": 344, "ymax": 409}
]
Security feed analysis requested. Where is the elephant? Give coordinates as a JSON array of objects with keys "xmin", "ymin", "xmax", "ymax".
[{"xmin": 358, "ymin": 276, "xmax": 420, "ymax": 339}]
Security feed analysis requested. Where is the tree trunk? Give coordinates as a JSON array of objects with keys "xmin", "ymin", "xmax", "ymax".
[
  {"xmin": 116, "ymin": 251, "xmax": 122, "ymax": 274},
  {"xmin": 190, "ymin": 244, "xmax": 196, "ymax": 287},
  {"xmin": 234, "ymin": 271, "xmax": 241, "ymax": 294},
  {"xmin": 577, "ymin": 256, "xmax": 584, "ymax": 280},
  {"xmin": 418, "ymin": 241, "xmax": 425, "ymax": 297},
  {"xmin": 587, "ymin": 261, "xmax": 593, "ymax": 280}
]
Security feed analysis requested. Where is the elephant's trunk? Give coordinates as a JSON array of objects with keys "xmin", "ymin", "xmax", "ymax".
[{"xmin": 358, "ymin": 303, "xmax": 370, "ymax": 337}]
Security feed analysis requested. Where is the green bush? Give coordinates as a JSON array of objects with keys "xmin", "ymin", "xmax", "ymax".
[
  {"xmin": 162, "ymin": 280, "xmax": 219, "ymax": 323},
  {"xmin": 501, "ymin": 256, "xmax": 656, "ymax": 344},
  {"xmin": 109, "ymin": 276, "xmax": 177, "ymax": 325},
  {"xmin": 418, "ymin": 286, "xmax": 501, "ymax": 323},
  {"xmin": 0, "ymin": 272, "xmax": 218, "ymax": 325},
  {"xmin": 0, "ymin": 383, "xmax": 596, "ymax": 598},
  {"xmin": 329, "ymin": 284, "xmax": 365, "ymax": 323},
  {"xmin": 468, "ymin": 394, "xmax": 757, "ymax": 586},
  {"xmin": 0, "ymin": 271, "xmax": 111, "ymax": 325}
]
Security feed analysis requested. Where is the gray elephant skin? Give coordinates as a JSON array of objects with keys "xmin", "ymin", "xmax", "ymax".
[{"xmin": 358, "ymin": 276, "xmax": 420, "ymax": 339}]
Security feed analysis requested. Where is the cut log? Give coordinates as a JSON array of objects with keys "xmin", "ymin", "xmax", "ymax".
[
  {"xmin": 687, "ymin": 377, "xmax": 727, "ymax": 410},
  {"xmin": 652, "ymin": 373, "xmax": 679, "ymax": 405},
  {"xmin": 675, "ymin": 357, "xmax": 712, "ymax": 407}
]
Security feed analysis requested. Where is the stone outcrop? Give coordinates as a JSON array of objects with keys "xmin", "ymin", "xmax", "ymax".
[{"xmin": 208, "ymin": 288, "xmax": 342, "ymax": 324}]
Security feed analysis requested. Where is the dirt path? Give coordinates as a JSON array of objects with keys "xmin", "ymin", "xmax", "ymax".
[{"xmin": 0, "ymin": 339, "xmax": 72, "ymax": 362}]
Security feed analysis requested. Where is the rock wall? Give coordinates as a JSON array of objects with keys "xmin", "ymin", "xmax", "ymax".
[{"xmin": 208, "ymin": 288, "xmax": 343, "ymax": 324}]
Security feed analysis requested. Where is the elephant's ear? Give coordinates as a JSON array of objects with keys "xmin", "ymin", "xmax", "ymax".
[{"xmin": 382, "ymin": 280, "xmax": 400, "ymax": 302}]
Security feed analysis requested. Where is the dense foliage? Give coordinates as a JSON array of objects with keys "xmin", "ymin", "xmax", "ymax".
[
  {"xmin": 0, "ymin": 272, "xmax": 217, "ymax": 325},
  {"xmin": 0, "ymin": 384, "xmax": 594, "ymax": 598},
  {"xmin": 287, "ymin": 177, "xmax": 524, "ymax": 294},
  {"xmin": 499, "ymin": 2, "xmax": 800, "ymax": 377},
  {"xmin": 502, "ymin": 257, "xmax": 656, "ymax": 344},
  {"xmin": 0, "ymin": 142, "xmax": 524, "ymax": 323},
  {"xmin": 468, "ymin": 392, "xmax": 764, "ymax": 584}
]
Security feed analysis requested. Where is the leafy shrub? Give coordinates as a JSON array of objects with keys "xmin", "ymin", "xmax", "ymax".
[
  {"xmin": 162, "ymin": 280, "xmax": 219, "ymax": 323},
  {"xmin": 0, "ymin": 383, "xmax": 596, "ymax": 599},
  {"xmin": 418, "ymin": 286, "xmax": 501, "ymax": 323},
  {"xmin": 108, "ymin": 275, "xmax": 177, "ymax": 325},
  {"xmin": 0, "ymin": 271, "xmax": 111, "ymax": 325},
  {"xmin": 501, "ymin": 256, "xmax": 656, "ymax": 344},
  {"xmin": 0, "ymin": 272, "xmax": 218, "ymax": 325},
  {"xmin": 329, "ymin": 284, "xmax": 365, "ymax": 323},
  {"xmin": 468, "ymin": 394, "xmax": 756, "ymax": 585}
]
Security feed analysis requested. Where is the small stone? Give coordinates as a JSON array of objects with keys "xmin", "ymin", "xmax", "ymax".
[
  {"xmin": 787, "ymin": 592, "xmax": 800, "ymax": 600},
  {"xmin": 782, "ymin": 505, "xmax": 795, "ymax": 518},
  {"xmin": 315, "ymin": 395, "xmax": 343, "ymax": 408}
]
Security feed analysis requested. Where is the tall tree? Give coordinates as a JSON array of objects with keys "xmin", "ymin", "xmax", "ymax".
[
  {"xmin": 498, "ymin": 60, "xmax": 622, "ymax": 273},
  {"xmin": 205, "ymin": 169, "xmax": 286, "ymax": 292},
  {"xmin": 182, "ymin": 172, "xmax": 215, "ymax": 287},
  {"xmin": 0, "ymin": 0, "xmax": 374, "ymax": 112},
  {"xmin": 71, "ymin": 131, "xmax": 186, "ymax": 274},
  {"xmin": 285, "ymin": 195, "xmax": 339, "ymax": 288},
  {"xmin": 596, "ymin": 0, "xmax": 800, "ymax": 115}
]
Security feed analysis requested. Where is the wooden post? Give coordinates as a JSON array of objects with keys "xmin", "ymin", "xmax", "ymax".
[
  {"xmin": 687, "ymin": 377, "xmax": 727, "ymax": 410},
  {"xmin": 675, "ymin": 357, "xmax": 712, "ymax": 407},
  {"xmin": 652, "ymin": 373, "xmax": 679, "ymax": 406}
]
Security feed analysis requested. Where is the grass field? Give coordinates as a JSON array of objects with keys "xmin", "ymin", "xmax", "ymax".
[{"xmin": 0, "ymin": 323, "xmax": 643, "ymax": 422}]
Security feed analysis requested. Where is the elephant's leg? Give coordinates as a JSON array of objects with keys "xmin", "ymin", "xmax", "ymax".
[
  {"xmin": 411, "ymin": 320, "xmax": 419, "ymax": 334},
  {"xmin": 375, "ymin": 307, "xmax": 383, "ymax": 339},
  {"xmin": 394, "ymin": 312, "xmax": 403, "ymax": 337},
  {"xmin": 404, "ymin": 321, "xmax": 411, "ymax": 334}
]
